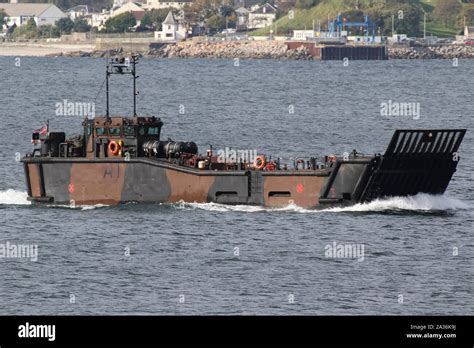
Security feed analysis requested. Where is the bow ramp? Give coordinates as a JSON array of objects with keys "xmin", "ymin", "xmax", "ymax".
[
  {"xmin": 318, "ymin": 129, "xmax": 466, "ymax": 205},
  {"xmin": 358, "ymin": 129, "xmax": 466, "ymax": 202}
]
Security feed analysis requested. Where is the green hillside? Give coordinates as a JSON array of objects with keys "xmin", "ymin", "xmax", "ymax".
[{"xmin": 253, "ymin": 0, "xmax": 474, "ymax": 37}]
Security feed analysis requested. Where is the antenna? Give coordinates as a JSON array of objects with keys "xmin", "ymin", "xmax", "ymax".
[{"xmin": 105, "ymin": 55, "xmax": 140, "ymax": 120}]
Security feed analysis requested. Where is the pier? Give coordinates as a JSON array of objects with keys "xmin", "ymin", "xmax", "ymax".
[{"xmin": 286, "ymin": 42, "xmax": 388, "ymax": 60}]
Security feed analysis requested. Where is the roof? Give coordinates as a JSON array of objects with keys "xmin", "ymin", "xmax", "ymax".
[
  {"xmin": 235, "ymin": 7, "xmax": 249, "ymax": 14},
  {"xmin": 67, "ymin": 5, "xmax": 98, "ymax": 13},
  {"xmin": 162, "ymin": 11, "xmax": 176, "ymax": 25},
  {"xmin": 251, "ymin": 3, "xmax": 277, "ymax": 14},
  {"xmin": 131, "ymin": 10, "xmax": 145, "ymax": 20},
  {"xmin": 0, "ymin": 3, "xmax": 57, "ymax": 17}
]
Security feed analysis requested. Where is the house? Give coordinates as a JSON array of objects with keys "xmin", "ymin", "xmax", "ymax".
[
  {"xmin": 111, "ymin": 2, "xmax": 145, "ymax": 26},
  {"xmin": 247, "ymin": 3, "xmax": 277, "ymax": 30},
  {"xmin": 145, "ymin": 0, "xmax": 194, "ymax": 10},
  {"xmin": 113, "ymin": 0, "xmax": 147, "ymax": 8},
  {"xmin": 66, "ymin": 5, "xmax": 98, "ymax": 20},
  {"xmin": 293, "ymin": 30, "xmax": 314, "ymax": 40},
  {"xmin": 88, "ymin": 10, "xmax": 111, "ymax": 29},
  {"xmin": 235, "ymin": 7, "xmax": 249, "ymax": 30},
  {"xmin": 233, "ymin": 0, "xmax": 260, "ymax": 9},
  {"xmin": 0, "ymin": 3, "xmax": 67, "ymax": 27},
  {"xmin": 154, "ymin": 10, "xmax": 186, "ymax": 41}
]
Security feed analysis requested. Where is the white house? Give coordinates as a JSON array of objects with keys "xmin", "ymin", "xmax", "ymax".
[
  {"xmin": 111, "ymin": 2, "xmax": 145, "ymax": 26},
  {"xmin": 247, "ymin": 3, "xmax": 277, "ymax": 30},
  {"xmin": 0, "ymin": 3, "xmax": 67, "ymax": 27},
  {"xmin": 89, "ymin": 10, "xmax": 111, "ymax": 30},
  {"xmin": 66, "ymin": 5, "xmax": 97, "ymax": 20},
  {"xmin": 145, "ymin": 0, "xmax": 194, "ymax": 10},
  {"xmin": 293, "ymin": 30, "xmax": 314, "ymax": 40},
  {"xmin": 113, "ymin": 0, "xmax": 147, "ymax": 8},
  {"xmin": 154, "ymin": 10, "xmax": 186, "ymax": 41}
]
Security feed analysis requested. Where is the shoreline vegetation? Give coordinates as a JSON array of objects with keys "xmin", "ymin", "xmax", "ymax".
[{"xmin": 1, "ymin": 41, "xmax": 473, "ymax": 59}]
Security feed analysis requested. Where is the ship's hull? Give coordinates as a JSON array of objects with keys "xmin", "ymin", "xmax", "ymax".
[
  {"xmin": 22, "ymin": 129, "xmax": 466, "ymax": 208},
  {"xmin": 22, "ymin": 157, "xmax": 333, "ymax": 207}
]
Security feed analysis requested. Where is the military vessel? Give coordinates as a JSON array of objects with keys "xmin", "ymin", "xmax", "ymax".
[{"xmin": 22, "ymin": 56, "xmax": 466, "ymax": 208}]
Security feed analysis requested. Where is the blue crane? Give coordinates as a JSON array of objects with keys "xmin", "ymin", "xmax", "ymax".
[{"xmin": 329, "ymin": 14, "xmax": 376, "ymax": 42}]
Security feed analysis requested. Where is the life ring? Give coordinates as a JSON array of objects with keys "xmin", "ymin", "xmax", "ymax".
[
  {"xmin": 254, "ymin": 155, "xmax": 265, "ymax": 170},
  {"xmin": 327, "ymin": 155, "xmax": 337, "ymax": 162},
  {"xmin": 108, "ymin": 141, "xmax": 120, "ymax": 156}
]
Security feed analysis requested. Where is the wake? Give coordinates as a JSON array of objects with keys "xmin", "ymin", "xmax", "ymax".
[{"xmin": 0, "ymin": 189, "xmax": 469, "ymax": 213}]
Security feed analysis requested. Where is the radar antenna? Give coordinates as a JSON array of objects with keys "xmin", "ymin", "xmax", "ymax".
[{"xmin": 105, "ymin": 55, "xmax": 140, "ymax": 120}]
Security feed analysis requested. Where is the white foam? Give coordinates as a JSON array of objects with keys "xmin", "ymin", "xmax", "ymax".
[
  {"xmin": 326, "ymin": 193, "xmax": 470, "ymax": 212},
  {"xmin": 46, "ymin": 203, "xmax": 109, "ymax": 211},
  {"xmin": 0, "ymin": 189, "xmax": 31, "ymax": 205},
  {"xmin": 173, "ymin": 194, "xmax": 469, "ymax": 213}
]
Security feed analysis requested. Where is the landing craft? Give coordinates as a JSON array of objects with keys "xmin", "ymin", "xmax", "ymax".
[{"xmin": 21, "ymin": 56, "xmax": 466, "ymax": 208}]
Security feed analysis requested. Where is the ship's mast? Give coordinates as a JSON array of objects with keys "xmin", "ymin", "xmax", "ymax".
[{"xmin": 105, "ymin": 55, "xmax": 139, "ymax": 120}]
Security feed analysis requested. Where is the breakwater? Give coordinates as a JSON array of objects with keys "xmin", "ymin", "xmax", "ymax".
[{"xmin": 41, "ymin": 40, "xmax": 474, "ymax": 60}]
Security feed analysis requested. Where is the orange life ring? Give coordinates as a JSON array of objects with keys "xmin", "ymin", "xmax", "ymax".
[
  {"xmin": 328, "ymin": 155, "xmax": 337, "ymax": 162},
  {"xmin": 254, "ymin": 155, "xmax": 265, "ymax": 170},
  {"xmin": 108, "ymin": 141, "xmax": 121, "ymax": 156}
]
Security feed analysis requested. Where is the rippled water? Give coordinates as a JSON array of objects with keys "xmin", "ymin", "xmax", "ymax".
[{"xmin": 0, "ymin": 57, "xmax": 473, "ymax": 315}]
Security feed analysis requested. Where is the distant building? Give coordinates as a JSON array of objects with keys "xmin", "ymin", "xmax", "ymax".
[
  {"xmin": 235, "ymin": 7, "xmax": 249, "ymax": 30},
  {"xmin": 0, "ymin": 3, "xmax": 67, "ymax": 27},
  {"xmin": 347, "ymin": 35, "xmax": 383, "ymax": 43},
  {"xmin": 145, "ymin": 0, "xmax": 194, "ymax": 10},
  {"xmin": 66, "ymin": 5, "xmax": 98, "ymax": 20},
  {"xmin": 154, "ymin": 10, "xmax": 186, "ymax": 41},
  {"xmin": 111, "ymin": 2, "xmax": 145, "ymax": 26},
  {"xmin": 293, "ymin": 30, "xmax": 314, "ymax": 40},
  {"xmin": 233, "ymin": 0, "xmax": 260, "ymax": 10},
  {"xmin": 247, "ymin": 3, "xmax": 277, "ymax": 30},
  {"xmin": 113, "ymin": 0, "xmax": 147, "ymax": 8}
]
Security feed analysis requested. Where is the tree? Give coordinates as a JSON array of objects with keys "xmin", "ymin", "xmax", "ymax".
[
  {"xmin": 220, "ymin": 4, "xmax": 234, "ymax": 18},
  {"xmin": 56, "ymin": 17, "xmax": 74, "ymax": 34},
  {"xmin": 295, "ymin": 0, "xmax": 316, "ymax": 9},
  {"xmin": 104, "ymin": 12, "xmax": 136, "ymax": 33},
  {"xmin": 459, "ymin": 5, "xmax": 474, "ymax": 27},
  {"xmin": 73, "ymin": 17, "xmax": 91, "ymax": 32},
  {"xmin": 0, "ymin": 9, "xmax": 6, "ymax": 25},
  {"xmin": 141, "ymin": 8, "xmax": 174, "ymax": 30},
  {"xmin": 12, "ymin": 18, "xmax": 38, "ymax": 39},
  {"xmin": 206, "ymin": 14, "xmax": 225, "ymax": 31},
  {"xmin": 37, "ymin": 25, "xmax": 61, "ymax": 38},
  {"xmin": 433, "ymin": 0, "xmax": 462, "ymax": 26},
  {"xmin": 25, "ymin": 17, "xmax": 37, "ymax": 31}
]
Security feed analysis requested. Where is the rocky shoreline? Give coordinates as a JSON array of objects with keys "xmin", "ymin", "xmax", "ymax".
[{"xmin": 44, "ymin": 41, "xmax": 474, "ymax": 60}]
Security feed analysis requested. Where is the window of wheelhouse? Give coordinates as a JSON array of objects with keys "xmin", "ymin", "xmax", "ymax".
[
  {"xmin": 96, "ymin": 127, "xmax": 106, "ymax": 136},
  {"xmin": 147, "ymin": 127, "xmax": 160, "ymax": 136},
  {"xmin": 109, "ymin": 127, "xmax": 121, "ymax": 136},
  {"xmin": 124, "ymin": 125, "xmax": 135, "ymax": 137}
]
